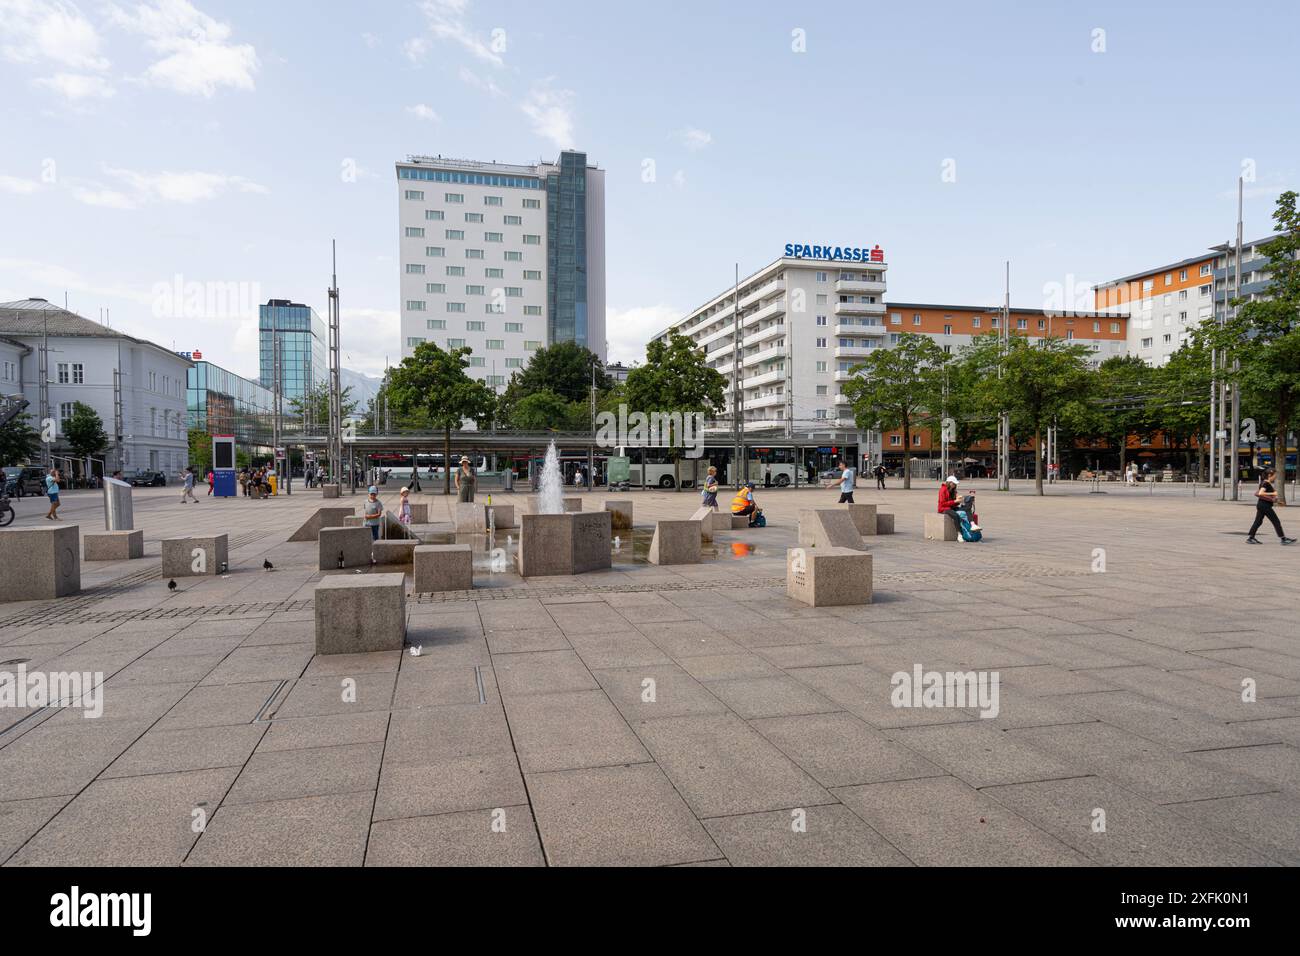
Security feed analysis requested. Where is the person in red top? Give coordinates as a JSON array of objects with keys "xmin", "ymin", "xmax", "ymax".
[{"xmin": 938, "ymin": 475, "xmax": 979, "ymax": 535}]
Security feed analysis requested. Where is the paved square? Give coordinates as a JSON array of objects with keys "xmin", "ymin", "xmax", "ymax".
[{"xmin": 1, "ymin": 481, "xmax": 1297, "ymax": 866}]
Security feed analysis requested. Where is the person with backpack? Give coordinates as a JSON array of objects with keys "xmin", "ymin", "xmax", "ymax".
[
  {"xmin": 874, "ymin": 462, "xmax": 887, "ymax": 490},
  {"xmin": 938, "ymin": 475, "xmax": 981, "ymax": 539},
  {"xmin": 730, "ymin": 481, "xmax": 764, "ymax": 527},
  {"xmin": 1246, "ymin": 468, "xmax": 1295, "ymax": 546}
]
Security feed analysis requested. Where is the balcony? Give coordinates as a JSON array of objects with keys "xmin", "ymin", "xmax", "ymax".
[
  {"xmin": 741, "ymin": 297, "xmax": 787, "ymax": 328},
  {"xmin": 743, "ymin": 418, "xmax": 784, "ymax": 433},
  {"xmin": 833, "ymin": 369, "xmax": 860, "ymax": 383},
  {"xmin": 835, "ymin": 278, "xmax": 887, "ymax": 295},
  {"xmin": 742, "ymin": 321, "xmax": 786, "ymax": 349},
  {"xmin": 746, "ymin": 392, "xmax": 786, "ymax": 410},
  {"xmin": 835, "ymin": 300, "xmax": 886, "ymax": 316},
  {"xmin": 834, "ymin": 322, "xmax": 886, "ymax": 337},
  {"xmin": 741, "ymin": 367, "xmax": 786, "ymax": 390},
  {"xmin": 741, "ymin": 344, "xmax": 787, "ymax": 369},
  {"xmin": 834, "ymin": 344, "xmax": 878, "ymax": 360},
  {"xmin": 833, "ymin": 393, "xmax": 850, "ymax": 405},
  {"xmin": 738, "ymin": 278, "xmax": 785, "ymax": 310}
]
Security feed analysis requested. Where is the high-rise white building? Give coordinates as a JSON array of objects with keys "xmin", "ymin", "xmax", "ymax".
[
  {"xmin": 396, "ymin": 151, "xmax": 606, "ymax": 391},
  {"xmin": 651, "ymin": 247, "xmax": 889, "ymax": 439}
]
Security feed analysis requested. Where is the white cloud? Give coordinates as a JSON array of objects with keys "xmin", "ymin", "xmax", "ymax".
[
  {"xmin": 675, "ymin": 127, "xmax": 712, "ymax": 151},
  {"xmin": 415, "ymin": 0, "xmax": 503, "ymax": 67},
  {"xmin": 458, "ymin": 65, "xmax": 504, "ymax": 97},
  {"xmin": 0, "ymin": 173, "xmax": 43, "ymax": 194},
  {"xmin": 520, "ymin": 80, "xmax": 575, "ymax": 150},
  {"xmin": 71, "ymin": 185, "xmax": 136, "ymax": 208},
  {"xmin": 0, "ymin": 256, "xmax": 156, "ymax": 306},
  {"xmin": 0, "ymin": 0, "xmax": 110, "ymax": 71},
  {"xmin": 406, "ymin": 103, "xmax": 439, "ymax": 122},
  {"xmin": 671, "ymin": 169, "xmax": 686, "ymax": 188},
  {"xmin": 604, "ymin": 305, "xmax": 680, "ymax": 366},
  {"xmin": 361, "ymin": 31, "xmax": 380, "ymax": 49},
  {"xmin": 67, "ymin": 165, "xmax": 268, "ymax": 209},
  {"xmin": 402, "ymin": 36, "xmax": 427, "ymax": 63},
  {"xmin": 340, "ymin": 307, "xmax": 401, "ymax": 375},
  {"xmin": 34, "ymin": 70, "xmax": 114, "ymax": 98},
  {"xmin": 108, "ymin": 0, "xmax": 258, "ymax": 97}
]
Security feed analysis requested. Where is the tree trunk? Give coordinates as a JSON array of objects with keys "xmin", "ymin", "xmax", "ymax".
[
  {"xmin": 1117, "ymin": 435, "xmax": 1126, "ymax": 478},
  {"xmin": 444, "ymin": 427, "xmax": 452, "ymax": 496},
  {"xmin": 1277, "ymin": 412, "xmax": 1289, "ymax": 506},
  {"xmin": 902, "ymin": 417, "xmax": 911, "ymax": 490},
  {"xmin": 1034, "ymin": 427, "xmax": 1044, "ymax": 495}
]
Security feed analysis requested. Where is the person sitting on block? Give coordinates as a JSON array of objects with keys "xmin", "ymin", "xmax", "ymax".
[{"xmin": 731, "ymin": 481, "xmax": 764, "ymax": 527}]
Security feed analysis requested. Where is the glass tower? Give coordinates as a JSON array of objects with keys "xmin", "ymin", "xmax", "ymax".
[
  {"xmin": 258, "ymin": 300, "xmax": 327, "ymax": 401},
  {"xmin": 546, "ymin": 151, "xmax": 589, "ymax": 349}
]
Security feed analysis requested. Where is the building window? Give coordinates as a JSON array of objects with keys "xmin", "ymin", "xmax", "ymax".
[
  {"xmin": 1093, "ymin": 321, "xmax": 1100, "ymax": 332},
  {"xmin": 504, "ymin": 215, "xmax": 522, "ymax": 225},
  {"xmin": 406, "ymin": 300, "xmax": 426, "ymax": 311},
  {"xmin": 466, "ymin": 249, "xmax": 484, "ymax": 259},
  {"xmin": 485, "ymin": 232, "xmax": 503, "ymax": 242},
  {"xmin": 446, "ymin": 266, "xmax": 465, "ymax": 276},
  {"xmin": 504, "ymin": 287, "xmax": 522, "ymax": 297},
  {"xmin": 912, "ymin": 434, "xmax": 922, "ymax": 446},
  {"xmin": 1200, "ymin": 263, "xmax": 1212, "ymax": 276},
  {"xmin": 447, "ymin": 302, "xmax": 466, "ymax": 313},
  {"xmin": 425, "ymin": 209, "xmax": 444, "ymax": 220},
  {"xmin": 889, "ymin": 435, "xmax": 901, "ymax": 446},
  {"xmin": 59, "ymin": 401, "xmax": 75, "ymax": 423},
  {"xmin": 971, "ymin": 317, "xmax": 981, "ymax": 328},
  {"xmin": 1065, "ymin": 330, "xmax": 1074, "ymax": 340},
  {"xmin": 815, "ymin": 337, "xmax": 827, "ymax": 348},
  {"xmin": 1179, "ymin": 269, "xmax": 1188, "ymax": 281},
  {"xmin": 57, "ymin": 363, "xmax": 69, "ymax": 384},
  {"xmin": 466, "ymin": 285, "xmax": 485, "ymax": 296},
  {"xmin": 815, "ymin": 272, "xmax": 827, "ymax": 282},
  {"xmin": 464, "ymin": 213, "xmax": 484, "ymax": 224},
  {"xmin": 816, "ymin": 294, "xmax": 828, "ymax": 305},
  {"xmin": 425, "ymin": 246, "xmax": 445, "ymax": 257},
  {"xmin": 1016, "ymin": 318, "xmax": 1027, "ymax": 330},
  {"xmin": 447, "ymin": 338, "xmax": 466, "ymax": 348},
  {"xmin": 505, "ymin": 357, "xmax": 523, "ymax": 368},
  {"xmin": 504, "ymin": 251, "xmax": 522, "ymax": 262},
  {"xmin": 485, "ymin": 268, "xmax": 504, "ymax": 279},
  {"xmin": 426, "ymin": 283, "xmax": 445, "ymax": 294},
  {"xmin": 406, "ymin": 337, "xmax": 426, "ymax": 347},
  {"xmin": 524, "ymin": 340, "xmax": 542, "ymax": 350},
  {"xmin": 816, "ymin": 315, "xmax": 827, "ymax": 326},
  {"xmin": 468, "ymin": 356, "xmax": 485, "ymax": 367},
  {"xmin": 524, "ymin": 270, "xmax": 541, "ymax": 280},
  {"xmin": 523, "ymin": 305, "xmax": 542, "ymax": 316},
  {"xmin": 445, "ymin": 193, "xmax": 463, "ymax": 203},
  {"xmin": 943, "ymin": 324, "xmax": 952, "ymax": 335},
  {"xmin": 466, "ymin": 320, "xmax": 485, "ymax": 331},
  {"xmin": 446, "ymin": 229, "xmax": 464, "ymax": 240},
  {"xmin": 816, "ymin": 385, "xmax": 828, "ymax": 396},
  {"xmin": 404, "ymin": 227, "xmax": 425, "ymax": 238},
  {"xmin": 485, "ymin": 196, "xmax": 503, "ymax": 206},
  {"xmin": 523, "ymin": 198, "xmax": 540, "ymax": 209},
  {"xmin": 486, "ymin": 339, "xmax": 504, "ymax": 350},
  {"xmin": 505, "ymin": 322, "xmax": 523, "ymax": 333},
  {"xmin": 406, "ymin": 264, "xmax": 425, "ymax": 274},
  {"xmin": 404, "ymin": 189, "xmax": 424, "ymax": 201},
  {"xmin": 1141, "ymin": 337, "xmax": 1153, "ymax": 348},
  {"xmin": 1110, "ymin": 322, "xmax": 1120, "ymax": 333},
  {"xmin": 522, "ymin": 234, "xmax": 541, "ymax": 245},
  {"xmin": 426, "ymin": 320, "xmax": 446, "ymax": 330}
]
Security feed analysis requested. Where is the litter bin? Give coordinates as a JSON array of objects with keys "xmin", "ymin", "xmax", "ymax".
[
  {"xmin": 503, "ymin": 468, "xmax": 514, "ymax": 492},
  {"xmin": 268, "ymin": 474, "xmax": 278, "ymax": 495}
]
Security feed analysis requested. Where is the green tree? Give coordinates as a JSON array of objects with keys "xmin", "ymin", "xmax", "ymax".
[
  {"xmin": 972, "ymin": 333, "xmax": 1095, "ymax": 494},
  {"xmin": 498, "ymin": 341, "xmax": 612, "ymax": 426},
  {"xmin": 0, "ymin": 412, "xmax": 40, "ymax": 467},
  {"xmin": 509, "ymin": 390, "xmax": 586, "ymax": 431},
  {"xmin": 1196, "ymin": 191, "xmax": 1300, "ymax": 503},
  {"xmin": 1093, "ymin": 354, "xmax": 1156, "ymax": 475},
  {"xmin": 289, "ymin": 383, "xmax": 359, "ymax": 430},
  {"xmin": 187, "ymin": 427, "xmax": 212, "ymax": 473},
  {"xmin": 64, "ymin": 402, "xmax": 108, "ymax": 478},
  {"xmin": 386, "ymin": 343, "xmax": 497, "ymax": 495},
  {"xmin": 622, "ymin": 332, "xmax": 726, "ymax": 489},
  {"xmin": 1151, "ymin": 341, "xmax": 1212, "ymax": 476},
  {"xmin": 845, "ymin": 332, "xmax": 947, "ymax": 489},
  {"xmin": 928, "ymin": 351, "xmax": 996, "ymax": 477}
]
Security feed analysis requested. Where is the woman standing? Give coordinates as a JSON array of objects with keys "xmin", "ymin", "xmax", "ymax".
[
  {"xmin": 1246, "ymin": 469, "xmax": 1296, "ymax": 545},
  {"xmin": 44, "ymin": 467, "xmax": 61, "ymax": 520},
  {"xmin": 455, "ymin": 457, "xmax": 476, "ymax": 502},
  {"xmin": 701, "ymin": 466, "xmax": 719, "ymax": 511}
]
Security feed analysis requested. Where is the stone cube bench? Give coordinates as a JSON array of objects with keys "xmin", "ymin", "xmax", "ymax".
[
  {"xmin": 730, "ymin": 515, "xmax": 751, "ymax": 529},
  {"xmin": 314, "ymin": 573, "xmax": 406, "ymax": 654},
  {"xmin": 847, "ymin": 503, "xmax": 878, "ymax": 536},
  {"xmin": 343, "ymin": 516, "xmax": 364, "ymax": 527},
  {"xmin": 372, "ymin": 539, "xmax": 419, "ymax": 567},
  {"xmin": 604, "ymin": 500, "xmax": 634, "ymax": 531},
  {"xmin": 648, "ymin": 520, "xmax": 702, "ymax": 565},
  {"xmin": 289, "ymin": 507, "xmax": 356, "ymax": 542},
  {"xmin": 876, "ymin": 513, "xmax": 895, "ymax": 534},
  {"xmin": 321, "ymin": 484, "xmax": 341, "ymax": 499},
  {"xmin": 162, "ymin": 534, "xmax": 229, "ymax": 577},
  {"xmin": 83, "ymin": 529, "xmax": 144, "ymax": 561},
  {"xmin": 320, "ymin": 526, "xmax": 372, "ymax": 570},
  {"xmin": 797, "ymin": 509, "xmax": 866, "ymax": 551},
  {"xmin": 925, "ymin": 512, "xmax": 958, "ymax": 541},
  {"xmin": 689, "ymin": 506, "xmax": 715, "ymax": 542},
  {"xmin": 408, "ymin": 502, "xmax": 430, "ymax": 524},
  {"xmin": 414, "ymin": 544, "xmax": 473, "ymax": 592},
  {"xmin": 485, "ymin": 503, "xmax": 516, "ymax": 530},
  {"xmin": 0, "ymin": 524, "xmax": 80, "ymax": 601},
  {"xmin": 787, "ymin": 546, "xmax": 873, "ymax": 607}
]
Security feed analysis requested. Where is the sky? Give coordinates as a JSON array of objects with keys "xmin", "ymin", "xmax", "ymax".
[{"xmin": 1, "ymin": 0, "xmax": 1297, "ymax": 380}]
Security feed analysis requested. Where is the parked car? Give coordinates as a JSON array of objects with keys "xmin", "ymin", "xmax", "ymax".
[
  {"xmin": 129, "ymin": 470, "xmax": 167, "ymax": 487},
  {"xmin": 2, "ymin": 465, "xmax": 46, "ymax": 497}
]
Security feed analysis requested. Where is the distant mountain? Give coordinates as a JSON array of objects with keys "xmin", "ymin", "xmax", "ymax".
[{"xmin": 340, "ymin": 368, "xmax": 382, "ymax": 406}]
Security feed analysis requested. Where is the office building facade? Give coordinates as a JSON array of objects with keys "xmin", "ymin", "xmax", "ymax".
[
  {"xmin": 258, "ymin": 299, "xmax": 327, "ymax": 401},
  {"xmin": 395, "ymin": 151, "xmax": 606, "ymax": 391},
  {"xmin": 187, "ymin": 360, "xmax": 279, "ymax": 455}
]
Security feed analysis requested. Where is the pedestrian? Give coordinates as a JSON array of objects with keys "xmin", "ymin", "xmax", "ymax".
[
  {"xmin": 179, "ymin": 466, "xmax": 199, "ymax": 503},
  {"xmin": 398, "ymin": 486, "xmax": 412, "ymax": 526},
  {"xmin": 836, "ymin": 459, "xmax": 856, "ymax": 504},
  {"xmin": 455, "ymin": 456, "xmax": 476, "ymax": 502},
  {"xmin": 44, "ymin": 467, "xmax": 61, "ymax": 520},
  {"xmin": 701, "ymin": 465, "xmax": 719, "ymax": 511},
  {"xmin": 206, "ymin": 469, "xmax": 215, "ymax": 495},
  {"xmin": 730, "ymin": 481, "xmax": 764, "ymax": 527},
  {"xmin": 763, "ymin": 463, "xmax": 771, "ymax": 488},
  {"xmin": 806, "ymin": 459, "xmax": 817, "ymax": 484},
  {"xmin": 1246, "ymin": 468, "xmax": 1296, "ymax": 546},
  {"xmin": 363, "ymin": 486, "xmax": 384, "ymax": 540},
  {"xmin": 874, "ymin": 462, "xmax": 887, "ymax": 490}
]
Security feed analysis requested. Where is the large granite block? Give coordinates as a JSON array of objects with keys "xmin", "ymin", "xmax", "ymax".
[
  {"xmin": 689, "ymin": 506, "xmax": 715, "ymax": 542},
  {"xmin": 730, "ymin": 515, "xmax": 750, "ymax": 529},
  {"xmin": 162, "ymin": 534, "xmax": 229, "ymax": 577},
  {"xmin": 288, "ymin": 507, "xmax": 356, "ymax": 542},
  {"xmin": 343, "ymin": 516, "xmax": 364, "ymax": 527},
  {"xmin": 484, "ymin": 503, "xmax": 516, "ymax": 530},
  {"xmin": 314, "ymin": 574, "xmax": 406, "ymax": 655},
  {"xmin": 797, "ymin": 509, "xmax": 866, "ymax": 551},
  {"xmin": 454, "ymin": 502, "xmax": 482, "ymax": 533},
  {"xmin": 413, "ymin": 545, "xmax": 473, "ymax": 592},
  {"xmin": 604, "ymin": 500, "xmax": 633, "ymax": 531},
  {"xmin": 925, "ymin": 512, "xmax": 958, "ymax": 541},
  {"xmin": 648, "ymin": 520, "xmax": 702, "ymax": 566},
  {"xmin": 0, "ymin": 524, "xmax": 80, "ymax": 601},
  {"xmin": 408, "ymin": 502, "xmax": 429, "ymax": 524},
  {"xmin": 372, "ymin": 539, "xmax": 418, "ymax": 567},
  {"xmin": 848, "ymin": 503, "xmax": 878, "ymax": 536},
  {"xmin": 83, "ymin": 529, "xmax": 144, "ymax": 561},
  {"xmin": 320, "ymin": 526, "xmax": 373, "ymax": 570},
  {"xmin": 876, "ymin": 513, "xmax": 895, "ymax": 534},
  {"xmin": 787, "ymin": 547, "xmax": 873, "ymax": 607},
  {"xmin": 321, "ymin": 484, "xmax": 341, "ymax": 499},
  {"xmin": 517, "ymin": 511, "xmax": 612, "ymax": 577},
  {"xmin": 563, "ymin": 497, "xmax": 583, "ymax": 513}
]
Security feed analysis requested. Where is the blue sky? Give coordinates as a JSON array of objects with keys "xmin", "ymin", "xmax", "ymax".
[{"xmin": 1, "ymin": 0, "xmax": 1296, "ymax": 378}]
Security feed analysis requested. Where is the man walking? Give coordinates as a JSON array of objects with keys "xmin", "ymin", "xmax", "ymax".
[
  {"xmin": 179, "ymin": 466, "xmax": 199, "ymax": 504},
  {"xmin": 837, "ymin": 459, "xmax": 856, "ymax": 504},
  {"xmin": 874, "ymin": 462, "xmax": 887, "ymax": 490}
]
